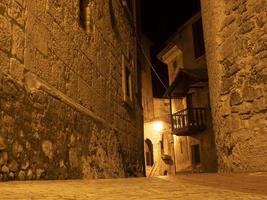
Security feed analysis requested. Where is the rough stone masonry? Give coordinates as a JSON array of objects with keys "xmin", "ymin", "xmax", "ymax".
[
  {"xmin": 201, "ymin": 0, "xmax": 267, "ymax": 172},
  {"xmin": 0, "ymin": 0, "xmax": 144, "ymax": 181}
]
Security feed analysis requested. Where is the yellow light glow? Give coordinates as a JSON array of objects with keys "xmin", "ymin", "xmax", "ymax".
[{"xmin": 153, "ymin": 121, "xmax": 163, "ymax": 132}]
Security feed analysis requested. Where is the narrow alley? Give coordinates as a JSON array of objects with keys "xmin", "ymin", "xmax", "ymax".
[{"xmin": 0, "ymin": 0, "xmax": 267, "ymax": 199}]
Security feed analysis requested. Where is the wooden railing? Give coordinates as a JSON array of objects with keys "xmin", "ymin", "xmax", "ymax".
[{"xmin": 172, "ymin": 108, "xmax": 207, "ymax": 135}]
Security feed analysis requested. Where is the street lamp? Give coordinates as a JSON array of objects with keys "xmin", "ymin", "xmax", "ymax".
[{"xmin": 153, "ymin": 121, "xmax": 164, "ymax": 133}]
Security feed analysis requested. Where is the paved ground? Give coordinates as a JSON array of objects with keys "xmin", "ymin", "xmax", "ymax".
[{"xmin": 0, "ymin": 173, "xmax": 267, "ymax": 200}]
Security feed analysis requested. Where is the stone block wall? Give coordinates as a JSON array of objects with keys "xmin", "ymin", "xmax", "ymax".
[
  {"xmin": 201, "ymin": 0, "xmax": 267, "ymax": 172},
  {"xmin": 0, "ymin": 0, "xmax": 144, "ymax": 181},
  {"xmin": 140, "ymin": 36, "xmax": 154, "ymax": 122}
]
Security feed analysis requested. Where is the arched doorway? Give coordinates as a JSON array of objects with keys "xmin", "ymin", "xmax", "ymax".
[{"xmin": 145, "ymin": 139, "xmax": 154, "ymax": 166}]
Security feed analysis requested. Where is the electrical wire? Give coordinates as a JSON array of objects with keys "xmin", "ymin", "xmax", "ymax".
[{"xmin": 137, "ymin": 41, "xmax": 168, "ymax": 90}]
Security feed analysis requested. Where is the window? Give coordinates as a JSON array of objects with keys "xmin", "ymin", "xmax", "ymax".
[
  {"xmin": 122, "ymin": 55, "xmax": 133, "ymax": 103},
  {"xmin": 125, "ymin": 67, "xmax": 131, "ymax": 97},
  {"xmin": 160, "ymin": 140, "xmax": 164, "ymax": 154},
  {"xmin": 79, "ymin": 0, "xmax": 94, "ymax": 32},
  {"xmin": 160, "ymin": 134, "xmax": 164, "ymax": 154},
  {"xmin": 192, "ymin": 18, "xmax": 205, "ymax": 58}
]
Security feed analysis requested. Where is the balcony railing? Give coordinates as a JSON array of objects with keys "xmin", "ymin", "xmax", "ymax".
[{"xmin": 172, "ymin": 108, "xmax": 207, "ymax": 136}]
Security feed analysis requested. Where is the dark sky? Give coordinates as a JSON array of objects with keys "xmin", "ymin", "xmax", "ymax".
[{"xmin": 140, "ymin": 0, "xmax": 201, "ymax": 97}]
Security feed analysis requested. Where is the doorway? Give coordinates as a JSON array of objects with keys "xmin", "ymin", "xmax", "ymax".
[
  {"xmin": 145, "ymin": 139, "xmax": 154, "ymax": 166},
  {"xmin": 191, "ymin": 144, "xmax": 201, "ymax": 165}
]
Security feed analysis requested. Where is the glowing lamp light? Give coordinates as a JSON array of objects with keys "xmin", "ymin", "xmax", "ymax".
[{"xmin": 153, "ymin": 121, "xmax": 164, "ymax": 132}]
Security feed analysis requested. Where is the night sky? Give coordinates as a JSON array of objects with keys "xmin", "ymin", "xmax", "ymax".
[{"xmin": 140, "ymin": 0, "xmax": 201, "ymax": 97}]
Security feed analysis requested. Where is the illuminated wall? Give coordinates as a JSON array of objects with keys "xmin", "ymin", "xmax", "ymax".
[
  {"xmin": 0, "ymin": 0, "xmax": 144, "ymax": 181},
  {"xmin": 201, "ymin": 0, "xmax": 267, "ymax": 172}
]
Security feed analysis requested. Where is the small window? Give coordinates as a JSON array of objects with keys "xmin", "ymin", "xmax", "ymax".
[
  {"xmin": 192, "ymin": 18, "xmax": 205, "ymax": 58},
  {"xmin": 145, "ymin": 139, "xmax": 154, "ymax": 166},
  {"xmin": 79, "ymin": 0, "xmax": 94, "ymax": 32},
  {"xmin": 160, "ymin": 140, "xmax": 164, "ymax": 154},
  {"xmin": 125, "ymin": 67, "xmax": 131, "ymax": 97},
  {"xmin": 122, "ymin": 55, "xmax": 133, "ymax": 102},
  {"xmin": 126, "ymin": 0, "xmax": 133, "ymax": 13}
]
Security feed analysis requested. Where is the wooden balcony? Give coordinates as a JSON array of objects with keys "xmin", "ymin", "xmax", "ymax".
[{"xmin": 172, "ymin": 108, "xmax": 207, "ymax": 136}]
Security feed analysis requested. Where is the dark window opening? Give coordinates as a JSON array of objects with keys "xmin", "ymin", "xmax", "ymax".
[
  {"xmin": 125, "ymin": 67, "xmax": 131, "ymax": 98},
  {"xmin": 79, "ymin": 0, "xmax": 94, "ymax": 32},
  {"xmin": 191, "ymin": 144, "xmax": 201, "ymax": 164},
  {"xmin": 160, "ymin": 140, "xmax": 164, "ymax": 155},
  {"xmin": 192, "ymin": 18, "xmax": 205, "ymax": 58},
  {"xmin": 136, "ymin": 59, "xmax": 142, "ymax": 105},
  {"xmin": 79, "ymin": 0, "xmax": 86, "ymax": 29}
]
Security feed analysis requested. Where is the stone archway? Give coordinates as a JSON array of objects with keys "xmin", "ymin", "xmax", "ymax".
[{"xmin": 145, "ymin": 139, "xmax": 154, "ymax": 166}]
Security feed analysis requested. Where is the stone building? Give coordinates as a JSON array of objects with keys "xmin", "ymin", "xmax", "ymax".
[
  {"xmin": 158, "ymin": 12, "xmax": 217, "ymax": 172},
  {"xmin": 139, "ymin": 35, "xmax": 155, "ymax": 176},
  {"xmin": 201, "ymin": 0, "xmax": 267, "ymax": 172},
  {"xmin": 0, "ymin": 0, "xmax": 144, "ymax": 181},
  {"xmin": 155, "ymin": 0, "xmax": 267, "ymax": 174},
  {"xmin": 143, "ymin": 97, "xmax": 175, "ymax": 177},
  {"xmin": 140, "ymin": 36, "xmax": 175, "ymax": 176}
]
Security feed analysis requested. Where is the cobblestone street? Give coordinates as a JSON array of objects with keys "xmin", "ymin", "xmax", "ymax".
[{"xmin": 0, "ymin": 173, "xmax": 267, "ymax": 200}]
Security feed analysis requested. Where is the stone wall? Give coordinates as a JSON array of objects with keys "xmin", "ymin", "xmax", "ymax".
[
  {"xmin": 140, "ymin": 36, "xmax": 154, "ymax": 122},
  {"xmin": 201, "ymin": 0, "xmax": 267, "ymax": 172},
  {"xmin": 0, "ymin": 0, "xmax": 144, "ymax": 181}
]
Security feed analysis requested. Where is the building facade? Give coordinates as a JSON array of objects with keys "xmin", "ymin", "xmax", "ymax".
[
  {"xmin": 158, "ymin": 12, "xmax": 218, "ymax": 173},
  {"xmin": 140, "ymin": 36, "xmax": 175, "ymax": 176},
  {"xmin": 143, "ymin": 98, "xmax": 175, "ymax": 176},
  {"xmin": 0, "ymin": 0, "xmax": 144, "ymax": 181},
  {"xmin": 155, "ymin": 0, "xmax": 267, "ymax": 174}
]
